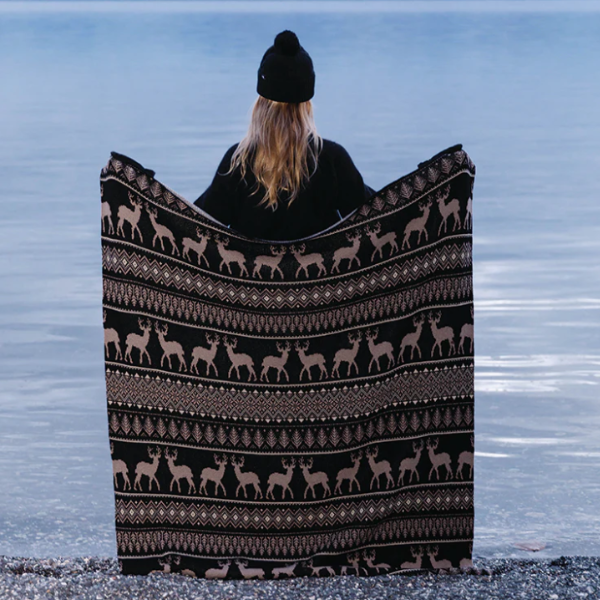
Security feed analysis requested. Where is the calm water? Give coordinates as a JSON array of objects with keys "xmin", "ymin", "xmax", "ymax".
[{"xmin": 1, "ymin": 0, "xmax": 599, "ymax": 559}]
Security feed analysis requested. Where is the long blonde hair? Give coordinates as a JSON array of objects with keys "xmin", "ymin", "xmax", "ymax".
[{"xmin": 228, "ymin": 96, "xmax": 323, "ymax": 210}]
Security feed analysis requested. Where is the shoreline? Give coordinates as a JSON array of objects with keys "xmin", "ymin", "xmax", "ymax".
[{"xmin": 1, "ymin": 555, "xmax": 598, "ymax": 599}]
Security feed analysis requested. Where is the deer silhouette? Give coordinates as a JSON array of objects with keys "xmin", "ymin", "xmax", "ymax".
[
  {"xmin": 299, "ymin": 457, "xmax": 331, "ymax": 499},
  {"xmin": 271, "ymin": 562, "xmax": 298, "ymax": 579},
  {"xmin": 332, "ymin": 332, "xmax": 362, "ymax": 378},
  {"xmin": 427, "ymin": 545, "xmax": 453, "ymax": 570},
  {"xmin": 344, "ymin": 552, "xmax": 368, "ymax": 575},
  {"xmin": 116, "ymin": 192, "xmax": 144, "ymax": 242},
  {"xmin": 365, "ymin": 328, "xmax": 395, "ymax": 373},
  {"xmin": 190, "ymin": 333, "xmax": 221, "ymax": 377},
  {"xmin": 231, "ymin": 455, "xmax": 263, "ymax": 500},
  {"xmin": 463, "ymin": 195, "xmax": 473, "ymax": 229},
  {"xmin": 150, "ymin": 555, "xmax": 180, "ymax": 574},
  {"xmin": 215, "ymin": 235, "xmax": 248, "ymax": 277},
  {"xmin": 365, "ymin": 446, "xmax": 394, "ymax": 490},
  {"xmin": 260, "ymin": 341, "xmax": 291, "ymax": 383},
  {"xmin": 291, "ymin": 244, "xmax": 327, "ymax": 278},
  {"xmin": 146, "ymin": 204, "xmax": 180, "ymax": 256},
  {"xmin": 458, "ymin": 306, "xmax": 474, "ymax": 354},
  {"xmin": 204, "ymin": 560, "xmax": 232, "ymax": 579},
  {"xmin": 456, "ymin": 434, "xmax": 474, "ymax": 480},
  {"xmin": 252, "ymin": 246, "xmax": 286, "ymax": 279},
  {"xmin": 362, "ymin": 549, "xmax": 391, "ymax": 573},
  {"xmin": 133, "ymin": 446, "xmax": 161, "ymax": 491},
  {"xmin": 110, "ymin": 442, "xmax": 131, "ymax": 490},
  {"xmin": 366, "ymin": 222, "xmax": 398, "ymax": 261},
  {"xmin": 436, "ymin": 186, "xmax": 460, "ymax": 235},
  {"xmin": 305, "ymin": 558, "xmax": 335, "ymax": 577},
  {"xmin": 398, "ymin": 314, "xmax": 425, "ymax": 363},
  {"xmin": 402, "ymin": 199, "xmax": 432, "ymax": 250},
  {"xmin": 266, "ymin": 457, "xmax": 296, "ymax": 500},
  {"xmin": 224, "ymin": 337, "xmax": 257, "ymax": 381},
  {"xmin": 165, "ymin": 447, "xmax": 196, "ymax": 494},
  {"xmin": 295, "ymin": 341, "xmax": 328, "ymax": 381},
  {"xmin": 124, "ymin": 318, "xmax": 152, "ymax": 365},
  {"xmin": 182, "ymin": 227, "xmax": 210, "ymax": 267},
  {"xmin": 397, "ymin": 439, "xmax": 424, "ymax": 485},
  {"xmin": 400, "ymin": 545, "xmax": 424, "ymax": 569},
  {"xmin": 334, "ymin": 451, "xmax": 362, "ymax": 494},
  {"xmin": 427, "ymin": 438, "xmax": 453, "ymax": 481},
  {"xmin": 101, "ymin": 186, "xmax": 115, "ymax": 235},
  {"xmin": 155, "ymin": 322, "xmax": 187, "ymax": 372},
  {"xmin": 331, "ymin": 231, "xmax": 362, "ymax": 273},
  {"xmin": 103, "ymin": 310, "xmax": 122, "ymax": 360},
  {"xmin": 428, "ymin": 311, "xmax": 456, "ymax": 358},
  {"xmin": 460, "ymin": 543, "xmax": 474, "ymax": 569},
  {"xmin": 235, "ymin": 560, "xmax": 265, "ymax": 580},
  {"xmin": 199, "ymin": 454, "xmax": 228, "ymax": 496},
  {"xmin": 190, "ymin": 333, "xmax": 220, "ymax": 376}
]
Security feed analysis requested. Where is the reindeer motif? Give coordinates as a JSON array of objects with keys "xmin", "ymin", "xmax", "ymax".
[
  {"xmin": 101, "ymin": 186, "xmax": 115, "ymax": 234},
  {"xmin": 190, "ymin": 333, "xmax": 220, "ymax": 376},
  {"xmin": 402, "ymin": 199, "xmax": 432, "ymax": 249},
  {"xmin": 305, "ymin": 558, "xmax": 335, "ymax": 577},
  {"xmin": 224, "ymin": 336, "xmax": 257, "ymax": 381},
  {"xmin": 299, "ymin": 457, "xmax": 331, "ymax": 499},
  {"xmin": 231, "ymin": 455, "xmax": 263, "ymax": 499},
  {"xmin": 427, "ymin": 438, "xmax": 453, "ymax": 481},
  {"xmin": 456, "ymin": 434, "xmax": 474, "ymax": 480},
  {"xmin": 116, "ymin": 192, "xmax": 144, "ymax": 242},
  {"xmin": 151, "ymin": 555, "xmax": 180, "ymax": 574},
  {"xmin": 427, "ymin": 545, "xmax": 453, "ymax": 570},
  {"xmin": 362, "ymin": 549, "xmax": 391, "ymax": 573},
  {"xmin": 182, "ymin": 227, "xmax": 210, "ymax": 267},
  {"xmin": 397, "ymin": 439, "xmax": 424, "ymax": 485},
  {"xmin": 165, "ymin": 447, "xmax": 196, "ymax": 494},
  {"xmin": 332, "ymin": 332, "xmax": 362, "ymax": 378},
  {"xmin": 436, "ymin": 186, "xmax": 460, "ymax": 235},
  {"xmin": 365, "ymin": 446, "xmax": 394, "ymax": 490},
  {"xmin": 291, "ymin": 244, "xmax": 327, "ymax": 278},
  {"xmin": 460, "ymin": 543, "xmax": 474, "ymax": 569},
  {"xmin": 155, "ymin": 322, "xmax": 187, "ymax": 372},
  {"xmin": 204, "ymin": 560, "xmax": 232, "ymax": 579},
  {"xmin": 366, "ymin": 222, "xmax": 398, "ymax": 261},
  {"xmin": 344, "ymin": 552, "xmax": 368, "ymax": 575},
  {"xmin": 266, "ymin": 457, "xmax": 296, "ymax": 500},
  {"xmin": 260, "ymin": 341, "xmax": 291, "ymax": 383},
  {"xmin": 146, "ymin": 204, "xmax": 180, "ymax": 256},
  {"xmin": 235, "ymin": 560, "xmax": 265, "ymax": 580},
  {"xmin": 271, "ymin": 562, "xmax": 298, "ymax": 578},
  {"xmin": 124, "ymin": 318, "xmax": 152, "ymax": 365},
  {"xmin": 295, "ymin": 341, "xmax": 328, "ymax": 381},
  {"xmin": 331, "ymin": 231, "xmax": 362, "ymax": 273},
  {"xmin": 199, "ymin": 454, "xmax": 228, "ymax": 496},
  {"xmin": 133, "ymin": 446, "xmax": 161, "ymax": 491},
  {"xmin": 334, "ymin": 451, "xmax": 362, "ymax": 494},
  {"xmin": 398, "ymin": 314, "xmax": 425, "ymax": 363},
  {"xmin": 400, "ymin": 545, "xmax": 424, "ymax": 569},
  {"xmin": 215, "ymin": 234, "xmax": 248, "ymax": 277},
  {"xmin": 252, "ymin": 246, "xmax": 286, "ymax": 279},
  {"xmin": 103, "ymin": 310, "xmax": 122, "ymax": 360},
  {"xmin": 428, "ymin": 311, "xmax": 456, "ymax": 358},
  {"xmin": 110, "ymin": 442, "xmax": 131, "ymax": 490},
  {"xmin": 365, "ymin": 328, "xmax": 395, "ymax": 373},
  {"xmin": 463, "ymin": 195, "xmax": 473, "ymax": 229},
  {"xmin": 458, "ymin": 306, "xmax": 474, "ymax": 354}
]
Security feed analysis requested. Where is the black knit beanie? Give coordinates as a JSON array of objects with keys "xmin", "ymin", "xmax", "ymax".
[{"xmin": 257, "ymin": 31, "xmax": 315, "ymax": 103}]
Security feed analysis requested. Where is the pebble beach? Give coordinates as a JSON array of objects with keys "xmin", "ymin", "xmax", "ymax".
[{"xmin": 1, "ymin": 555, "xmax": 599, "ymax": 600}]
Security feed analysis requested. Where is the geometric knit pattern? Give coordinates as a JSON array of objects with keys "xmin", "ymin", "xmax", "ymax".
[{"xmin": 100, "ymin": 144, "xmax": 476, "ymax": 579}]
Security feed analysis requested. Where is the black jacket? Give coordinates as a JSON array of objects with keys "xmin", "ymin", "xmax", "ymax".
[{"xmin": 194, "ymin": 139, "xmax": 374, "ymax": 241}]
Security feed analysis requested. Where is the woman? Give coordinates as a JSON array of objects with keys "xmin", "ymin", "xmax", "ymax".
[{"xmin": 195, "ymin": 30, "xmax": 374, "ymax": 241}]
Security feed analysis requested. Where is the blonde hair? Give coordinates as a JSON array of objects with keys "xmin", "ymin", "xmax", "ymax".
[{"xmin": 228, "ymin": 96, "xmax": 323, "ymax": 210}]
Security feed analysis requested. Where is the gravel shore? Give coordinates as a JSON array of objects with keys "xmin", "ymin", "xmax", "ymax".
[{"xmin": 1, "ymin": 555, "xmax": 598, "ymax": 600}]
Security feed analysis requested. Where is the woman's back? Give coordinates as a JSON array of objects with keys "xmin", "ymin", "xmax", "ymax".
[{"xmin": 195, "ymin": 138, "xmax": 373, "ymax": 241}]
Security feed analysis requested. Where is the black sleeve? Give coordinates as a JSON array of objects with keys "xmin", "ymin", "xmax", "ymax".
[
  {"xmin": 331, "ymin": 142, "xmax": 372, "ymax": 217},
  {"xmin": 194, "ymin": 144, "xmax": 239, "ymax": 226}
]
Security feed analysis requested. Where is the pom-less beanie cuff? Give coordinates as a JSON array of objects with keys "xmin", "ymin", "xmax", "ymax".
[{"xmin": 257, "ymin": 30, "xmax": 315, "ymax": 103}]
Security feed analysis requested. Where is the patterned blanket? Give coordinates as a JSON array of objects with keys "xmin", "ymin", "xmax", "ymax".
[{"xmin": 101, "ymin": 144, "xmax": 476, "ymax": 579}]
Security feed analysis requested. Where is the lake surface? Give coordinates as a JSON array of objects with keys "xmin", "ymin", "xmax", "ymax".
[{"xmin": 0, "ymin": 0, "xmax": 599, "ymax": 559}]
